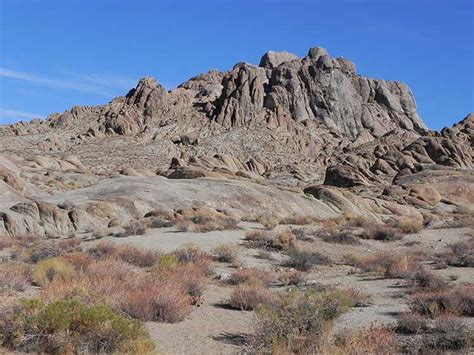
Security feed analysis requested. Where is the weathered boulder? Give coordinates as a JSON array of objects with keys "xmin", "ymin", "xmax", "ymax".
[{"xmin": 323, "ymin": 165, "xmax": 369, "ymax": 187}]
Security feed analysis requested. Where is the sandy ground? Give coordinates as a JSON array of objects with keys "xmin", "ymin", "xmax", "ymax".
[{"xmin": 79, "ymin": 224, "xmax": 474, "ymax": 353}]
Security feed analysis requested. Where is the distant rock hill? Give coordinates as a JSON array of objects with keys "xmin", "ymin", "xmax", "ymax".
[{"xmin": 4, "ymin": 47, "xmax": 426, "ymax": 138}]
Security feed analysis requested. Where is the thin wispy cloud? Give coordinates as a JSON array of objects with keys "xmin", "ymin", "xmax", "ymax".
[
  {"xmin": 0, "ymin": 67, "xmax": 136, "ymax": 97},
  {"xmin": 71, "ymin": 73, "xmax": 137, "ymax": 91},
  {"xmin": 0, "ymin": 108, "xmax": 44, "ymax": 121}
]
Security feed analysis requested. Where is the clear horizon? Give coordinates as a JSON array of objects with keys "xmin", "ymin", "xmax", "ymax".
[{"xmin": 0, "ymin": 0, "xmax": 473, "ymax": 130}]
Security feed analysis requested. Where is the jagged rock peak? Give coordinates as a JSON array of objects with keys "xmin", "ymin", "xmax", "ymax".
[
  {"xmin": 259, "ymin": 50, "xmax": 300, "ymax": 68},
  {"xmin": 307, "ymin": 46, "xmax": 329, "ymax": 60}
]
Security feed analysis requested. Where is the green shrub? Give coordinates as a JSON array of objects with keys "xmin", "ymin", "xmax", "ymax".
[
  {"xmin": 0, "ymin": 299, "xmax": 155, "ymax": 353},
  {"xmin": 250, "ymin": 288, "xmax": 351, "ymax": 353}
]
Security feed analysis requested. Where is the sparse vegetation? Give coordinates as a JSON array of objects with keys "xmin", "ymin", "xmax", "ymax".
[
  {"xmin": 391, "ymin": 217, "xmax": 424, "ymax": 234},
  {"xmin": 174, "ymin": 207, "xmax": 239, "ymax": 232},
  {"xmin": 115, "ymin": 244, "xmax": 160, "ymax": 267},
  {"xmin": 355, "ymin": 251, "xmax": 421, "ymax": 278},
  {"xmin": 88, "ymin": 241, "xmax": 160, "ymax": 267},
  {"xmin": 19, "ymin": 241, "xmax": 63, "ymax": 263},
  {"xmin": 116, "ymin": 219, "xmax": 147, "ymax": 237},
  {"xmin": 244, "ymin": 229, "xmax": 296, "ymax": 251},
  {"xmin": 249, "ymin": 287, "xmax": 356, "ymax": 353},
  {"xmin": 411, "ymin": 269, "xmax": 447, "ymax": 290},
  {"xmin": 32, "ymin": 257, "xmax": 74, "ymax": 286},
  {"xmin": 278, "ymin": 270, "xmax": 305, "ymax": 286},
  {"xmin": 361, "ymin": 223, "xmax": 402, "ymax": 241},
  {"xmin": 279, "ymin": 214, "xmax": 317, "ymax": 225},
  {"xmin": 0, "ymin": 262, "xmax": 31, "ymax": 292},
  {"xmin": 0, "ymin": 299, "xmax": 155, "ymax": 353},
  {"xmin": 433, "ymin": 236, "xmax": 474, "ymax": 268},
  {"xmin": 397, "ymin": 311, "xmax": 428, "ymax": 334},
  {"xmin": 410, "ymin": 284, "xmax": 474, "ymax": 318},
  {"xmin": 284, "ymin": 248, "xmax": 331, "ymax": 271},
  {"xmin": 174, "ymin": 243, "xmax": 210, "ymax": 265},
  {"xmin": 121, "ymin": 281, "xmax": 192, "ymax": 322},
  {"xmin": 228, "ymin": 268, "xmax": 275, "ymax": 286},
  {"xmin": 320, "ymin": 230, "xmax": 360, "ymax": 245},
  {"xmin": 229, "ymin": 284, "xmax": 276, "ymax": 311},
  {"xmin": 212, "ymin": 243, "xmax": 237, "ymax": 263},
  {"xmin": 334, "ymin": 326, "xmax": 399, "ymax": 354},
  {"xmin": 255, "ymin": 214, "xmax": 279, "ymax": 230}
]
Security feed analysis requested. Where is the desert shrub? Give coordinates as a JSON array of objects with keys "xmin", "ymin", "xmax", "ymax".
[
  {"xmin": 21, "ymin": 241, "xmax": 62, "ymax": 263},
  {"xmin": 150, "ymin": 253, "xmax": 208, "ymax": 304},
  {"xmin": 145, "ymin": 209, "xmax": 175, "ymax": 229},
  {"xmin": 115, "ymin": 245, "xmax": 160, "ymax": 267},
  {"xmin": 167, "ymin": 263, "xmax": 207, "ymax": 303},
  {"xmin": 279, "ymin": 214, "xmax": 316, "ymax": 225},
  {"xmin": 229, "ymin": 284, "xmax": 276, "ymax": 311},
  {"xmin": 410, "ymin": 284, "xmax": 474, "ymax": 318},
  {"xmin": 256, "ymin": 214, "xmax": 279, "ymax": 230},
  {"xmin": 144, "ymin": 209, "xmax": 175, "ymax": 220},
  {"xmin": 392, "ymin": 217, "xmax": 423, "ymax": 234},
  {"xmin": 256, "ymin": 250, "xmax": 274, "ymax": 260},
  {"xmin": 41, "ymin": 270, "xmax": 134, "ymax": 310},
  {"xmin": 0, "ymin": 262, "xmax": 31, "ymax": 291},
  {"xmin": 118, "ymin": 220, "xmax": 147, "ymax": 237},
  {"xmin": 333, "ymin": 326, "xmax": 399, "ymax": 354},
  {"xmin": 92, "ymin": 227, "xmax": 107, "ymax": 239},
  {"xmin": 87, "ymin": 241, "xmax": 118, "ymax": 259},
  {"xmin": 336, "ymin": 287, "xmax": 372, "ymax": 307},
  {"xmin": 228, "ymin": 268, "xmax": 275, "ymax": 286},
  {"xmin": 32, "ymin": 257, "xmax": 74, "ymax": 287},
  {"xmin": 284, "ymin": 249, "xmax": 331, "ymax": 271},
  {"xmin": 279, "ymin": 270, "xmax": 305, "ymax": 286},
  {"xmin": 412, "ymin": 269, "xmax": 447, "ymax": 290},
  {"xmin": 273, "ymin": 230, "xmax": 296, "ymax": 250},
  {"xmin": 396, "ymin": 311, "xmax": 427, "ymax": 334},
  {"xmin": 150, "ymin": 217, "xmax": 174, "ymax": 228},
  {"xmin": 62, "ymin": 251, "xmax": 93, "ymax": 271},
  {"xmin": 356, "ymin": 252, "xmax": 420, "ymax": 278},
  {"xmin": 152, "ymin": 253, "xmax": 179, "ymax": 273},
  {"xmin": 420, "ymin": 315, "xmax": 469, "ymax": 352},
  {"xmin": 121, "ymin": 281, "xmax": 192, "ymax": 322},
  {"xmin": 433, "ymin": 237, "xmax": 474, "ymax": 268},
  {"xmin": 0, "ymin": 298, "xmax": 154, "ymax": 353},
  {"xmin": 320, "ymin": 230, "xmax": 360, "ymax": 245},
  {"xmin": 344, "ymin": 214, "xmax": 371, "ymax": 228},
  {"xmin": 40, "ymin": 259, "xmax": 196, "ymax": 324},
  {"xmin": 174, "ymin": 207, "xmax": 238, "ymax": 232},
  {"xmin": 86, "ymin": 257, "xmax": 137, "ymax": 282},
  {"xmin": 0, "ymin": 239, "xmax": 13, "ymax": 250},
  {"xmin": 88, "ymin": 242, "xmax": 160, "ymax": 267},
  {"xmin": 290, "ymin": 228, "xmax": 313, "ymax": 242},
  {"xmin": 245, "ymin": 230, "xmax": 296, "ymax": 251},
  {"xmin": 174, "ymin": 243, "xmax": 209, "ymax": 264},
  {"xmin": 57, "ymin": 238, "xmax": 81, "ymax": 253},
  {"xmin": 212, "ymin": 243, "xmax": 237, "ymax": 263},
  {"xmin": 361, "ymin": 223, "xmax": 402, "ymax": 241},
  {"xmin": 244, "ymin": 230, "xmax": 274, "ymax": 249},
  {"xmin": 249, "ymin": 288, "xmax": 351, "ymax": 353}
]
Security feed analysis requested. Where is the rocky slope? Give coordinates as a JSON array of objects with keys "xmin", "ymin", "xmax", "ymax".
[{"xmin": 0, "ymin": 46, "xmax": 472, "ymax": 238}]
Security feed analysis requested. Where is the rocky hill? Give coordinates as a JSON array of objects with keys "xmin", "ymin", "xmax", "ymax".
[{"xmin": 0, "ymin": 46, "xmax": 472, "ymax": 237}]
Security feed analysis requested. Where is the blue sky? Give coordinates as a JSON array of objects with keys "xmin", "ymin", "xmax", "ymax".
[{"xmin": 0, "ymin": 0, "xmax": 472, "ymax": 130}]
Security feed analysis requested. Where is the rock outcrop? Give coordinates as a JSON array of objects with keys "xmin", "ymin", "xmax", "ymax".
[{"xmin": 0, "ymin": 46, "xmax": 472, "ymax": 238}]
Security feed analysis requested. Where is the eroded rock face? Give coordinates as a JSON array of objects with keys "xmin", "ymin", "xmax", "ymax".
[
  {"xmin": 0, "ymin": 46, "xmax": 472, "ymax": 238},
  {"xmin": 206, "ymin": 47, "xmax": 426, "ymax": 138}
]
